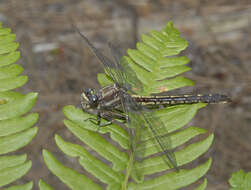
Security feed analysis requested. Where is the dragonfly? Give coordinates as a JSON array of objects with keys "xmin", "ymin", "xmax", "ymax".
[{"xmin": 74, "ymin": 28, "xmax": 231, "ymax": 172}]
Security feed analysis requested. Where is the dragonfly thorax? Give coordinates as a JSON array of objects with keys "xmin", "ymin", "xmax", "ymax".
[{"xmin": 81, "ymin": 88, "xmax": 99, "ymax": 109}]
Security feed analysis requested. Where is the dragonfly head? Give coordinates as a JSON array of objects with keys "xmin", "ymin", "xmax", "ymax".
[{"xmin": 81, "ymin": 88, "xmax": 99, "ymax": 109}]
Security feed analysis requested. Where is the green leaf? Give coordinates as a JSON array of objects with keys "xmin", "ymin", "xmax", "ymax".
[
  {"xmin": 39, "ymin": 180, "xmax": 54, "ymax": 190},
  {"xmin": 0, "ymin": 75, "xmax": 28, "ymax": 92},
  {"xmin": 0, "ymin": 28, "xmax": 11, "ymax": 35},
  {"xmin": 0, "ymin": 52, "xmax": 20, "ymax": 67},
  {"xmin": 155, "ymin": 103, "xmax": 206, "ymax": 132},
  {"xmin": 229, "ymin": 170, "xmax": 251, "ymax": 190},
  {"xmin": 0, "ymin": 41, "xmax": 19, "ymax": 54},
  {"xmin": 97, "ymin": 73, "xmax": 113, "ymax": 87},
  {"xmin": 157, "ymin": 56, "xmax": 189, "ymax": 66},
  {"xmin": 0, "ymin": 127, "xmax": 38, "ymax": 154},
  {"xmin": 1, "ymin": 182, "xmax": 33, "ymax": 190},
  {"xmin": 43, "ymin": 150, "xmax": 103, "ymax": 190},
  {"xmin": 0, "ymin": 154, "xmax": 27, "ymax": 170},
  {"xmin": 0, "ymin": 113, "xmax": 38, "ymax": 137},
  {"xmin": 136, "ymin": 134, "xmax": 214, "ymax": 175},
  {"xmin": 128, "ymin": 159, "xmax": 211, "ymax": 190},
  {"xmin": 63, "ymin": 119, "xmax": 128, "ymax": 171},
  {"xmin": 0, "ymin": 64, "xmax": 23, "ymax": 79},
  {"xmin": 141, "ymin": 126, "xmax": 208, "ymax": 159},
  {"xmin": 55, "ymin": 135, "xmax": 123, "ymax": 189},
  {"xmin": 0, "ymin": 34, "xmax": 16, "ymax": 44},
  {"xmin": 122, "ymin": 21, "xmax": 191, "ymax": 95},
  {"xmin": 0, "ymin": 92, "xmax": 38, "ymax": 120},
  {"xmin": 0, "ymin": 160, "xmax": 32, "ymax": 186},
  {"xmin": 150, "ymin": 76, "xmax": 194, "ymax": 93},
  {"xmin": 63, "ymin": 105, "xmax": 129, "ymax": 149},
  {"xmin": 193, "ymin": 178, "xmax": 207, "ymax": 190},
  {"xmin": 0, "ymin": 22, "xmax": 38, "ymax": 188}
]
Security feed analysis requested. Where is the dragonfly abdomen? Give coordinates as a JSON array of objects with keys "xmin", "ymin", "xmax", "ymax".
[{"xmin": 133, "ymin": 94, "xmax": 231, "ymax": 105}]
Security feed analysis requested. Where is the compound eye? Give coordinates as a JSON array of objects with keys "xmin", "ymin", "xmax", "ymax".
[
  {"xmin": 84, "ymin": 88, "xmax": 92, "ymax": 94},
  {"xmin": 90, "ymin": 94, "xmax": 98, "ymax": 103}
]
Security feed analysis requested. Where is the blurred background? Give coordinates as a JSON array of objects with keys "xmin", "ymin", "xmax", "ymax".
[{"xmin": 1, "ymin": 0, "xmax": 251, "ymax": 189}]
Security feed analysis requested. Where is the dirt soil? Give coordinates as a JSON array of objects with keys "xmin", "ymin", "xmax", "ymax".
[{"xmin": 0, "ymin": 0, "xmax": 251, "ymax": 189}]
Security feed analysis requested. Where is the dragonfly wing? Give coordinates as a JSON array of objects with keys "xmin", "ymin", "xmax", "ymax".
[
  {"xmin": 121, "ymin": 94, "xmax": 146, "ymax": 157},
  {"xmin": 108, "ymin": 42, "xmax": 144, "ymax": 94},
  {"xmin": 119, "ymin": 93, "xmax": 147, "ymax": 182},
  {"xmin": 75, "ymin": 26, "xmax": 143, "ymax": 93},
  {"xmin": 120, "ymin": 93, "xmax": 178, "ymax": 183},
  {"xmin": 73, "ymin": 26, "xmax": 124, "ymax": 85},
  {"xmin": 140, "ymin": 109, "xmax": 178, "ymax": 170}
]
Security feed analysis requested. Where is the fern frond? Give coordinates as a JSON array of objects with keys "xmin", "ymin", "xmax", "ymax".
[
  {"xmin": 193, "ymin": 178, "xmax": 207, "ymax": 190},
  {"xmin": 0, "ymin": 23, "xmax": 38, "ymax": 188},
  {"xmin": 39, "ymin": 179, "xmax": 54, "ymax": 190},
  {"xmin": 229, "ymin": 170, "xmax": 251, "ymax": 190},
  {"xmin": 2, "ymin": 181, "xmax": 33, "ymax": 190},
  {"xmin": 43, "ymin": 150, "xmax": 103, "ymax": 190},
  {"xmin": 43, "ymin": 22, "xmax": 213, "ymax": 189}
]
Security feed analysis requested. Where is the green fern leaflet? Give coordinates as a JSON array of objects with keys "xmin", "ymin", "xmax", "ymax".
[
  {"xmin": 43, "ymin": 22, "xmax": 212, "ymax": 190},
  {"xmin": 0, "ymin": 23, "xmax": 38, "ymax": 190},
  {"xmin": 229, "ymin": 170, "xmax": 251, "ymax": 190}
]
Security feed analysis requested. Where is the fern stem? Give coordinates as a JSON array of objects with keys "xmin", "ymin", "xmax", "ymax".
[{"xmin": 122, "ymin": 150, "xmax": 134, "ymax": 190}]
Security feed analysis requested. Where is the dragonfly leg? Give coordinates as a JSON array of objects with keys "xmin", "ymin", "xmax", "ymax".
[
  {"xmin": 97, "ymin": 112, "xmax": 113, "ymax": 129},
  {"xmin": 84, "ymin": 113, "xmax": 112, "ymax": 126},
  {"xmin": 94, "ymin": 112, "xmax": 114, "ymax": 131},
  {"xmin": 84, "ymin": 117, "xmax": 98, "ymax": 125},
  {"xmin": 83, "ymin": 112, "xmax": 103, "ymax": 125},
  {"xmin": 83, "ymin": 110, "xmax": 126, "ymax": 131},
  {"xmin": 96, "ymin": 111, "xmax": 128, "ymax": 130}
]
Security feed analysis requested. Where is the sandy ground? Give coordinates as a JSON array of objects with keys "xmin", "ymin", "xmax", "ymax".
[{"xmin": 0, "ymin": 0, "xmax": 251, "ymax": 189}]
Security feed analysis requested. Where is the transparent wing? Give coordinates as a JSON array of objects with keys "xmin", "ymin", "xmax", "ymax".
[
  {"xmin": 74, "ymin": 26, "xmax": 143, "ymax": 93},
  {"xmin": 122, "ymin": 93, "xmax": 178, "ymax": 171},
  {"xmin": 140, "ymin": 110, "xmax": 178, "ymax": 170},
  {"xmin": 73, "ymin": 26, "xmax": 124, "ymax": 85},
  {"xmin": 122, "ymin": 94, "xmax": 146, "ymax": 158},
  {"xmin": 108, "ymin": 43, "xmax": 144, "ymax": 94}
]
